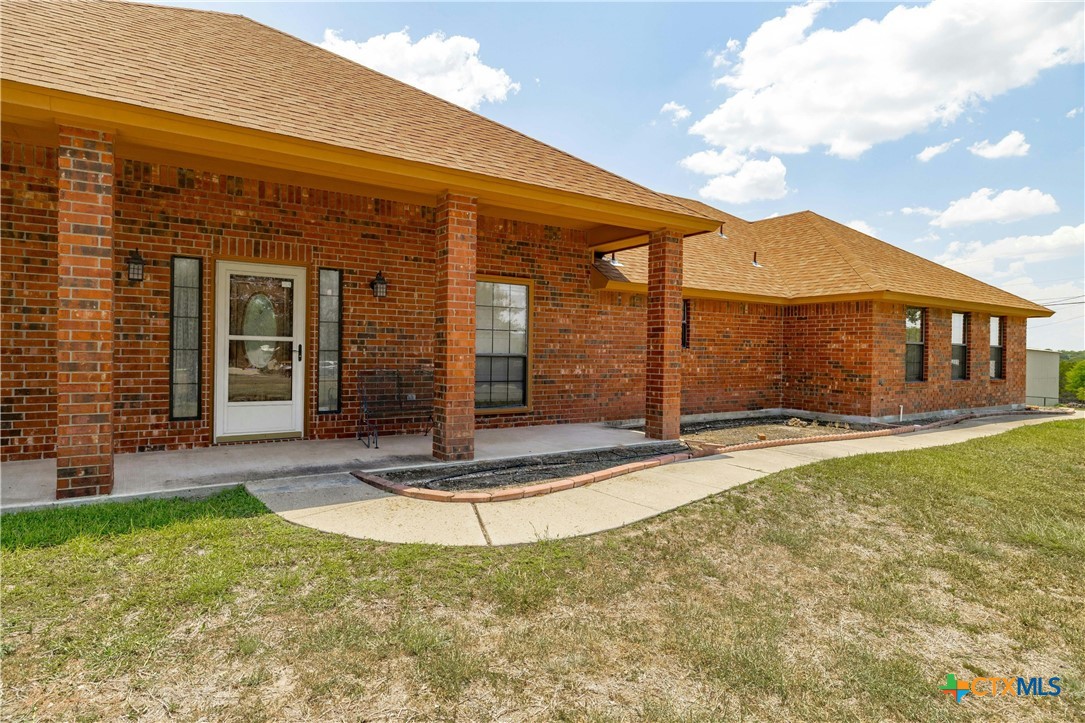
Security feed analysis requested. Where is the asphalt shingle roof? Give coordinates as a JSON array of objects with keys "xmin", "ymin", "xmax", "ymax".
[
  {"xmin": 1, "ymin": 0, "xmax": 697, "ymax": 218},
  {"xmin": 613, "ymin": 204, "xmax": 1050, "ymax": 315}
]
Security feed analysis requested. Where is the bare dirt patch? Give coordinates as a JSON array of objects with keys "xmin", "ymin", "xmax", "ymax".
[{"xmin": 679, "ymin": 416, "xmax": 885, "ymax": 447}]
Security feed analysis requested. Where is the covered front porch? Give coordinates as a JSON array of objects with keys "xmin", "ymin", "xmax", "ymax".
[
  {"xmin": 1, "ymin": 421, "xmax": 650, "ymax": 511},
  {"xmin": 0, "ymin": 122, "xmax": 714, "ymax": 504}
]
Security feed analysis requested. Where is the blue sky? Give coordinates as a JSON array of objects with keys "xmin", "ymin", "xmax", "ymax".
[{"xmin": 161, "ymin": 1, "xmax": 1084, "ymax": 349}]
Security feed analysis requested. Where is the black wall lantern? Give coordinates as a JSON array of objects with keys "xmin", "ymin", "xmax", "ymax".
[
  {"xmin": 127, "ymin": 249, "xmax": 146, "ymax": 283},
  {"xmin": 370, "ymin": 270, "xmax": 388, "ymax": 298}
]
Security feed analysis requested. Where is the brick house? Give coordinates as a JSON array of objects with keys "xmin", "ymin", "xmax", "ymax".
[{"xmin": 1, "ymin": 2, "xmax": 1051, "ymax": 500}]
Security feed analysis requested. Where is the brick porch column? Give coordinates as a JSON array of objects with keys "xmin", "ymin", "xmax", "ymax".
[
  {"xmin": 432, "ymin": 191, "xmax": 477, "ymax": 460},
  {"xmin": 645, "ymin": 228, "xmax": 683, "ymax": 440},
  {"xmin": 55, "ymin": 126, "xmax": 115, "ymax": 497}
]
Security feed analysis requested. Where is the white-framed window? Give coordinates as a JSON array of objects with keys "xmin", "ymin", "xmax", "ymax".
[
  {"xmin": 476, "ymin": 280, "xmax": 529, "ymax": 409},
  {"xmin": 990, "ymin": 316, "xmax": 1005, "ymax": 379},
  {"xmin": 905, "ymin": 307, "xmax": 925, "ymax": 382},
  {"xmin": 951, "ymin": 312, "xmax": 970, "ymax": 380}
]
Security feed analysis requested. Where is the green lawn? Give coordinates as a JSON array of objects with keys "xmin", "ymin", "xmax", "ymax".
[{"xmin": 3, "ymin": 420, "xmax": 1083, "ymax": 721}]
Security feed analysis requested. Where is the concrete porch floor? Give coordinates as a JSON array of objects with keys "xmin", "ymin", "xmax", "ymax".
[{"xmin": 0, "ymin": 422, "xmax": 649, "ymax": 511}]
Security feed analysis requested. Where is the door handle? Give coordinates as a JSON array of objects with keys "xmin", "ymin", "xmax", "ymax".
[{"xmin": 297, "ymin": 344, "xmax": 303, "ymax": 362}]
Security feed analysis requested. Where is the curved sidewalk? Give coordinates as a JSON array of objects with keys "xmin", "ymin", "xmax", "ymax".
[{"xmin": 247, "ymin": 412, "xmax": 1079, "ymax": 547}]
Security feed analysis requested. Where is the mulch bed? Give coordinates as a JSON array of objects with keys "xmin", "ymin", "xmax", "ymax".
[{"xmin": 379, "ymin": 441, "xmax": 690, "ymax": 492}]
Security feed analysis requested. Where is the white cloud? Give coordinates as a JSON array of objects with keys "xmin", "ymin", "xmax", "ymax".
[
  {"xmin": 930, "ymin": 187, "xmax": 1060, "ymax": 228},
  {"xmin": 320, "ymin": 28, "xmax": 520, "ymax": 110},
  {"xmin": 689, "ymin": 1, "xmax": 1082, "ymax": 159},
  {"xmin": 1068, "ymin": 107, "xmax": 1083, "ymax": 118},
  {"xmin": 697, "ymin": 156, "xmax": 789, "ymax": 204},
  {"xmin": 935, "ymin": 226, "xmax": 1085, "ymax": 349},
  {"xmin": 901, "ymin": 206, "xmax": 940, "ymax": 217},
  {"xmin": 681, "ymin": 149, "xmax": 789, "ymax": 204},
  {"xmin": 846, "ymin": 220, "xmax": 877, "ymax": 236},
  {"xmin": 935, "ymin": 223, "xmax": 1084, "ymax": 276},
  {"xmin": 660, "ymin": 101, "xmax": 691, "ymax": 123},
  {"xmin": 968, "ymin": 130, "xmax": 1030, "ymax": 158},
  {"xmin": 912, "ymin": 232, "xmax": 941, "ymax": 244},
  {"xmin": 680, "ymin": 148, "xmax": 746, "ymax": 175},
  {"xmin": 917, "ymin": 139, "xmax": 959, "ymax": 162}
]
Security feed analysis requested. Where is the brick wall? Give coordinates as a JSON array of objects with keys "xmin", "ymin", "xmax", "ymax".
[
  {"xmin": 870, "ymin": 302, "xmax": 1026, "ymax": 417},
  {"xmin": 682, "ymin": 299, "xmax": 783, "ymax": 415},
  {"xmin": 111, "ymin": 159, "xmax": 437, "ymax": 452},
  {"xmin": 782, "ymin": 301, "xmax": 876, "ymax": 417},
  {"xmin": 1, "ymin": 142, "xmax": 58, "ymax": 460},
  {"xmin": 475, "ymin": 218, "xmax": 646, "ymax": 427},
  {"xmin": 113, "ymin": 160, "xmax": 657, "ymax": 449}
]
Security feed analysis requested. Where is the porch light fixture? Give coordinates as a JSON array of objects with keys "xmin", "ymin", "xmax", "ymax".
[
  {"xmin": 126, "ymin": 249, "xmax": 146, "ymax": 283},
  {"xmin": 369, "ymin": 270, "xmax": 388, "ymax": 298}
]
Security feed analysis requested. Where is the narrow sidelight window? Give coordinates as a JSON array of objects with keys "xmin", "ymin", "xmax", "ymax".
[
  {"xmin": 681, "ymin": 299, "xmax": 691, "ymax": 349},
  {"xmin": 905, "ymin": 307, "xmax": 925, "ymax": 382},
  {"xmin": 476, "ymin": 280, "xmax": 529, "ymax": 409},
  {"xmin": 990, "ymin": 316, "xmax": 1005, "ymax": 379},
  {"xmin": 951, "ymin": 312, "xmax": 969, "ymax": 380},
  {"xmin": 170, "ymin": 256, "xmax": 202, "ymax": 420},
  {"xmin": 317, "ymin": 268, "xmax": 342, "ymax": 413}
]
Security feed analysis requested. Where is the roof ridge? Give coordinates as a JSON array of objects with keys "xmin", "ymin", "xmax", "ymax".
[
  {"xmin": 104, "ymin": 0, "xmax": 243, "ymax": 20},
  {"xmin": 802, "ymin": 212, "xmax": 884, "ymax": 292},
  {"xmin": 753, "ymin": 209, "xmax": 809, "ymax": 223}
]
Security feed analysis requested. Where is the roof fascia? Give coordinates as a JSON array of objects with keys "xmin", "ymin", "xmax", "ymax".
[
  {"xmin": 2, "ymin": 80, "xmax": 719, "ymax": 234},
  {"xmin": 589, "ymin": 275, "xmax": 1053, "ymax": 317},
  {"xmin": 877, "ymin": 291, "xmax": 1053, "ymax": 318}
]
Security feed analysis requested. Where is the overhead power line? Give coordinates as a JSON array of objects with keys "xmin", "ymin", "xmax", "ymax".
[{"xmin": 1030, "ymin": 313, "xmax": 1085, "ymax": 328}]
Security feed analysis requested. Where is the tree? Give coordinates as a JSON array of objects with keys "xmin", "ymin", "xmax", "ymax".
[
  {"xmin": 1066, "ymin": 359, "xmax": 1085, "ymax": 402},
  {"xmin": 1061, "ymin": 351, "xmax": 1085, "ymax": 400}
]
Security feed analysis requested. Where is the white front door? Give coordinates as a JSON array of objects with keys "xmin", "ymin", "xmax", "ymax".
[{"xmin": 214, "ymin": 261, "xmax": 306, "ymax": 440}]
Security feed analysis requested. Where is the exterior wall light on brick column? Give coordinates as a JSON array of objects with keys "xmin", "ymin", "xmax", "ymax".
[
  {"xmin": 370, "ymin": 270, "xmax": 388, "ymax": 298},
  {"xmin": 127, "ymin": 249, "xmax": 146, "ymax": 283}
]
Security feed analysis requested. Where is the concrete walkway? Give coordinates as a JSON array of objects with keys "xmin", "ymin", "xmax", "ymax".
[{"xmin": 249, "ymin": 412, "xmax": 1079, "ymax": 546}]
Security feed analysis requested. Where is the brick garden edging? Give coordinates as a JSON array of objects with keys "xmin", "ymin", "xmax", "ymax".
[
  {"xmin": 352, "ymin": 408, "xmax": 1073, "ymax": 503},
  {"xmin": 352, "ymin": 451, "xmax": 696, "ymax": 503}
]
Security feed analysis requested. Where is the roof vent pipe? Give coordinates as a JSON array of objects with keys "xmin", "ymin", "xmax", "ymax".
[{"xmin": 752, "ymin": 251, "xmax": 763, "ymax": 268}]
